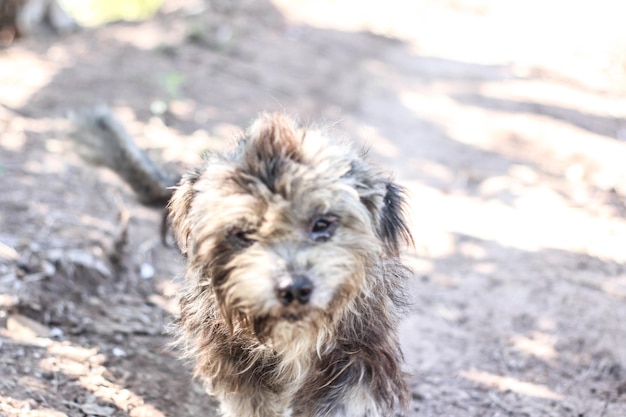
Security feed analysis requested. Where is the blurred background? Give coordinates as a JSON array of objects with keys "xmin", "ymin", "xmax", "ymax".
[{"xmin": 1, "ymin": 0, "xmax": 626, "ymax": 416}]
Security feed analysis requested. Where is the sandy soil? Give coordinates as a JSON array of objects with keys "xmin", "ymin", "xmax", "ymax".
[{"xmin": 1, "ymin": 0, "xmax": 626, "ymax": 416}]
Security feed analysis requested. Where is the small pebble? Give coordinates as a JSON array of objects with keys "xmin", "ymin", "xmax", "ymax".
[
  {"xmin": 140, "ymin": 263, "xmax": 155, "ymax": 280},
  {"xmin": 112, "ymin": 347, "xmax": 127, "ymax": 358}
]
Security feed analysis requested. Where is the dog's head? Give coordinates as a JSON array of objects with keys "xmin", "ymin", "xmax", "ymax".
[{"xmin": 169, "ymin": 113, "xmax": 411, "ymax": 350}]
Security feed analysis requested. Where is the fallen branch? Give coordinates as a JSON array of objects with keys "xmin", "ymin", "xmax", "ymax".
[{"xmin": 69, "ymin": 106, "xmax": 178, "ymax": 206}]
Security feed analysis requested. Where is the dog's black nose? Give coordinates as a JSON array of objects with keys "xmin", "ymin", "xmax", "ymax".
[{"xmin": 276, "ymin": 276, "xmax": 313, "ymax": 305}]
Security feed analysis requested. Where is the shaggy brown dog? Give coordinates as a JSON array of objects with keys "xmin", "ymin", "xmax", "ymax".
[{"xmin": 168, "ymin": 113, "xmax": 412, "ymax": 417}]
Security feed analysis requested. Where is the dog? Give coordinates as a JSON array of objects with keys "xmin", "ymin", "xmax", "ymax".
[{"xmin": 168, "ymin": 113, "xmax": 413, "ymax": 417}]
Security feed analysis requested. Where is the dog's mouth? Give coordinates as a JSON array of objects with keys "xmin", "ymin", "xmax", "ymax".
[
  {"xmin": 252, "ymin": 308, "xmax": 312, "ymax": 342},
  {"xmin": 281, "ymin": 312, "xmax": 304, "ymax": 322}
]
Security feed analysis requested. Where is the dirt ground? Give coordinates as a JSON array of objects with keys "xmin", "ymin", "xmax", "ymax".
[{"xmin": 2, "ymin": 0, "xmax": 626, "ymax": 416}]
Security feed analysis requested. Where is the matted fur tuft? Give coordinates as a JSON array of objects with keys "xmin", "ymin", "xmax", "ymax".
[{"xmin": 168, "ymin": 113, "xmax": 413, "ymax": 417}]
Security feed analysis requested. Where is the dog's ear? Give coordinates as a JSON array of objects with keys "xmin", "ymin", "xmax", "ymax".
[
  {"xmin": 349, "ymin": 158, "xmax": 412, "ymax": 256},
  {"xmin": 168, "ymin": 169, "xmax": 202, "ymax": 254},
  {"xmin": 377, "ymin": 181, "xmax": 413, "ymax": 256}
]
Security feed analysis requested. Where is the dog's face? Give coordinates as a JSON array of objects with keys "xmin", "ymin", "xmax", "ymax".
[{"xmin": 169, "ymin": 114, "xmax": 411, "ymax": 351}]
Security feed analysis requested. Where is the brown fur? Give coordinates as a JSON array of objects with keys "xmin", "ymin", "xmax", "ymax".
[{"xmin": 168, "ymin": 113, "xmax": 412, "ymax": 417}]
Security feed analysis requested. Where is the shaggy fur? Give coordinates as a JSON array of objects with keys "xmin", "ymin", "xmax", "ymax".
[{"xmin": 168, "ymin": 113, "xmax": 413, "ymax": 417}]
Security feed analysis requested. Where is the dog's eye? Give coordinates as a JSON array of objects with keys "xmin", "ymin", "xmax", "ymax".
[
  {"xmin": 312, "ymin": 219, "xmax": 331, "ymax": 233},
  {"xmin": 310, "ymin": 216, "xmax": 338, "ymax": 242},
  {"xmin": 229, "ymin": 229, "xmax": 256, "ymax": 249}
]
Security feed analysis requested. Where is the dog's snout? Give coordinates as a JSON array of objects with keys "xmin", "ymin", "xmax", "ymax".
[{"xmin": 276, "ymin": 275, "xmax": 313, "ymax": 306}]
